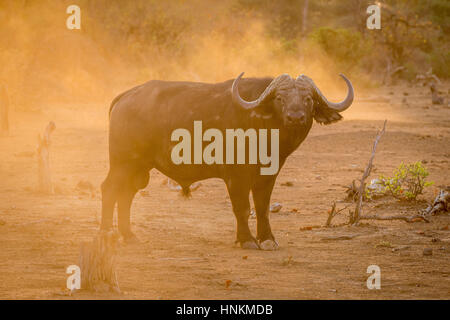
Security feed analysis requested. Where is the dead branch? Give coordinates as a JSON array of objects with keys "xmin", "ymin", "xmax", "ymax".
[
  {"xmin": 390, "ymin": 66, "xmax": 405, "ymax": 77},
  {"xmin": 416, "ymin": 68, "xmax": 441, "ymax": 85},
  {"xmin": 325, "ymin": 202, "xmax": 352, "ymax": 227},
  {"xmin": 351, "ymin": 120, "xmax": 387, "ymax": 224},
  {"xmin": 384, "ymin": 65, "xmax": 405, "ymax": 86},
  {"xmin": 79, "ymin": 230, "xmax": 120, "ymax": 293},
  {"xmin": 37, "ymin": 121, "xmax": 56, "ymax": 193}
]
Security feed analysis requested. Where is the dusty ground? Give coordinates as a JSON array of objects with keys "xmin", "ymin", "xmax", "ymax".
[{"xmin": 0, "ymin": 83, "xmax": 449, "ymax": 299}]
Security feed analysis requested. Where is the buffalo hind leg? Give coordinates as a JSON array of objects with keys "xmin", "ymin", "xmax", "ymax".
[
  {"xmin": 117, "ymin": 189, "xmax": 138, "ymax": 242},
  {"xmin": 117, "ymin": 167, "xmax": 150, "ymax": 242},
  {"xmin": 252, "ymin": 177, "xmax": 278, "ymax": 251},
  {"xmin": 100, "ymin": 162, "xmax": 149, "ymax": 242},
  {"xmin": 226, "ymin": 179, "xmax": 259, "ymax": 249}
]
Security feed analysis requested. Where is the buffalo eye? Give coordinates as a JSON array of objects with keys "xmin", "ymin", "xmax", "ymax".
[{"xmin": 304, "ymin": 96, "xmax": 313, "ymax": 109}]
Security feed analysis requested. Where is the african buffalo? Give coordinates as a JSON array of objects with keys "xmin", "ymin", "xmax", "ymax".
[{"xmin": 101, "ymin": 72, "xmax": 354, "ymax": 250}]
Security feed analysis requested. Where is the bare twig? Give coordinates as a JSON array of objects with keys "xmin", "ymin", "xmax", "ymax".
[
  {"xmin": 325, "ymin": 202, "xmax": 352, "ymax": 227},
  {"xmin": 416, "ymin": 70, "xmax": 441, "ymax": 85},
  {"xmin": 325, "ymin": 202, "xmax": 337, "ymax": 227},
  {"xmin": 351, "ymin": 120, "xmax": 387, "ymax": 224}
]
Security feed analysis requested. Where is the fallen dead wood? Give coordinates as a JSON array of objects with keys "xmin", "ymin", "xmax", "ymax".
[
  {"xmin": 359, "ymin": 189, "xmax": 449, "ymax": 224},
  {"xmin": 37, "ymin": 121, "xmax": 56, "ymax": 193},
  {"xmin": 422, "ymin": 189, "xmax": 449, "ymax": 217},
  {"xmin": 321, "ymin": 234, "xmax": 359, "ymax": 241},
  {"xmin": 358, "ymin": 214, "xmax": 429, "ymax": 223},
  {"xmin": 391, "ymin": 245, "xmax": 411, "ymax": 252},
  {"xmin": 79, "ymin": 230, "xmax": 120, "ymax": 293}
]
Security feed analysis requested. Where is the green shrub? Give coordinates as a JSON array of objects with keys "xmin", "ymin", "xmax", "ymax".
[
  {"xmin": 378, "ymin": 162, "xmax": 434, "ymax": 201},
  {"xmin": 429, "ymin": 0, "xmax": 450, "ymax": 33},
  {"xmin": 308, "ymin": 27, "xmax": 369, "ymax": 70},
  {"xmin": 429, "ymin": 50, "xmax": 450, "ymax": 78}
]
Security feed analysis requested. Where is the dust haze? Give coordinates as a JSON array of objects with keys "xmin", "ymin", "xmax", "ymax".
[{"xmin": 0, "ymin": 0, "xmax": 449, "ymax": 299}]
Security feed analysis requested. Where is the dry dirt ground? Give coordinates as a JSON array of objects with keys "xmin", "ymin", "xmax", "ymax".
[{"xmin": 0, "ymin": 83, "xmax": 449, "ymax": 300}]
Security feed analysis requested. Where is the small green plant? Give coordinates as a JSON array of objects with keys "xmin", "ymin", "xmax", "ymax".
[
  {"xmin": 375, "ymin": 241, "xmax": 393, "ymax": 249},
  {"xmin": 378, "ymin": 162, "xmax": 434, "ymax": 201}
]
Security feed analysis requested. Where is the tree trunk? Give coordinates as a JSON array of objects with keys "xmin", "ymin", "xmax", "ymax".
[
  {"xmin": 354, "ymin": 0, "xmax": 365, "ymax": 35},
  {"xmin": 0, "ymin": 85, "xmax": 9, "ymax": 135},
  {"xmin": 79, "ymin": 230, "xmax": 121, "ymax": 293},
  {"xmin": 37, "ymin": 121, "xmax": 56, "ymax": 193},
  {"xmin": 302, "ymin": 0, "xmax": 309, "ymax": 37}
]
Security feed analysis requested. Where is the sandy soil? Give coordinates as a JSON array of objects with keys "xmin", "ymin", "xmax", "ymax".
[{"xmin": 0, "ymin": 83, "xmax": 449, "ymax": 299}]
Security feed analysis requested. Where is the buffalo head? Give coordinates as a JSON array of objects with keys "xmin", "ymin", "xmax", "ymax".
[{"xmin": 232, "ymin": 72, "xmax": 354, "ymax": 127}]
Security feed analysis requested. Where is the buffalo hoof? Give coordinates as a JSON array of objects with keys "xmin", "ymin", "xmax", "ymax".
[
  {"xmin": 122, "ymin": 232, "xmax": 139, "ymax": 244},
  {"xmin": 241, "ymin": 240, "xmax": 260, "ymax": 250},
  {"xmin": 259, "ymin": 239, "xmax": 279, "ymax": 251}
]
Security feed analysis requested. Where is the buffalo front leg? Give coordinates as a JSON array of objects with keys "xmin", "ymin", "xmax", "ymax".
[
  {"xmin": 226, "ymin": 179, "xmax": 259, "ymax": 249},
  {"xmin": 252, "ymin": 177, "xmax": 278, "ymax": 251}
]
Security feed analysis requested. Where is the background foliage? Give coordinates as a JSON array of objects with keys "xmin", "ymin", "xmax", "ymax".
[{"xmin": 0, "ymin": 0, "xmax": 448, "ymax": 107}]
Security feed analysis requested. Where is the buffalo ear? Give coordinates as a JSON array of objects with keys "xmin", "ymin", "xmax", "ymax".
[{"xmin": 313, "ymin": 102, "xmax": 343, "ymax": 125}]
